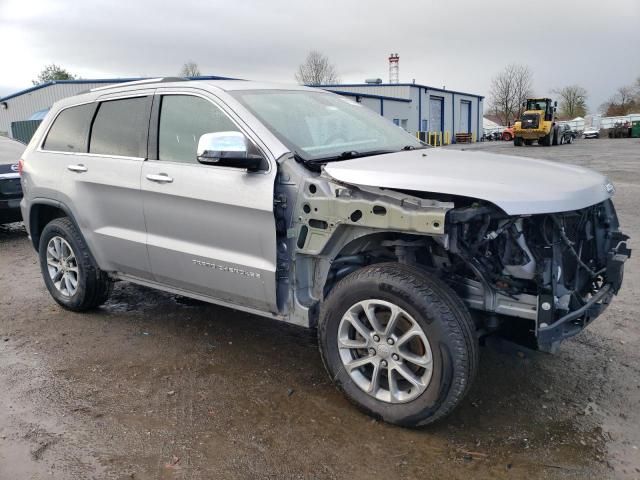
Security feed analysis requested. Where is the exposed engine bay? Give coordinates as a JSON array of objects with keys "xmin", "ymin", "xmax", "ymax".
[{"xmin": 442, "ymin": 199, "xmax": 630, "ymax": 351}]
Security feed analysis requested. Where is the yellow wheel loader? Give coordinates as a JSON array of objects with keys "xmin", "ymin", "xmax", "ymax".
[{"xmin": 513, "ymin": 98, "xmax": 561, "ymax": 146}]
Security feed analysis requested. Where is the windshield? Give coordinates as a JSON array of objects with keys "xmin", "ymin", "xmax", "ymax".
[
  {"xmin": 230, "ymin": 89, "xmax": 423, "ymax": 162},
  {"xmin": 526, "ymin": 99, "xmax": 548, "ymax": 111}
]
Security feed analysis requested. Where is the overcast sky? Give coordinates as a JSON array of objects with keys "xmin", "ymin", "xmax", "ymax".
[{"xmin": 1, "ymin": 0, "xmax": 638, "ymax": 112}]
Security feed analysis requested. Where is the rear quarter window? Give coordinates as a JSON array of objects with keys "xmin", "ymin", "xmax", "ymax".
[
  {"xmin": 43, "ymin": 103, "xmax": 97, "ymax": 153},
  {"xmin": 89, "ymin": 97, "xmax": 150, "ymax": 157}
]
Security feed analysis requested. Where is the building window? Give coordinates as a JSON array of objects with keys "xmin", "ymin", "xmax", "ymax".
[
  {"xmin": 400, "ymin": 119, "xmax": 408, "ymax": 130},
  {"xmin": 421, "ymin": 119, "xmax": 428, "ymax": 132},
  {"xmin": 393, "ymin": 119, "xmax": 400, "ymax": 126}
]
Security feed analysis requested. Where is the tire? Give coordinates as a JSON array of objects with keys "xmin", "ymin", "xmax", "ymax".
[
  {"xmin": 39, "ymin": 217, "xmax": 112, "ymax": 311},
  {"xmin": 502, "ymin": 132, "xmax": 512, "ymax": 141},
  {"xmin": 559, "ymin": 134, "xmax": 564, "ymax": 145},
  {"xmin": 318, "ymin": 263, "xmax": 478, "ymax": 427},
  {"xmin": 541, "ymin": 130, "xmax": 553, "ymax": 146},
  {"xmin": 567, "ymin": 135, "xmax": 573, "ymax": 144},
  {"xmin": 552, "ymin": 127, "xmax": 559, "ymax": 146},
  {"xmin": 514, "ymin": 136, "xmax": 523, "ymax": 146}
]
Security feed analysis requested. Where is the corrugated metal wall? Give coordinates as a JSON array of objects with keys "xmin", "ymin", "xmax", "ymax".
[
  {"xmin": 323, "ymin": 85, "xmax": 412, "ymax": 99},
  {"xmin": 0, "ymin": 82, "xmax": 120, "ymax": 136}
]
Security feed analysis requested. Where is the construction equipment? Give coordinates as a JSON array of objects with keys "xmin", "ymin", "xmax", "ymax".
[
  {"xmin": 608, "ymin": 121, "xmax": 632, "ymax": 138},
  {"xmin": 513, "ymin": 98, "xmax": 562, "ymax": 147}
]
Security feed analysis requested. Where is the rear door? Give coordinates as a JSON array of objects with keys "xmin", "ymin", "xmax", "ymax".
[
  {"xmin": 141, "ymin": 89, "xmax": 278, "ymax": 312},
  {"xmin": 47, "ymin": 90, "xmax": 154, "ymax": 278}
]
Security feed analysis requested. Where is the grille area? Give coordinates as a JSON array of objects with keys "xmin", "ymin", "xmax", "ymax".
[{"xmin": 520, "ymin": 114, "xmax": 539, "ymax": 129}]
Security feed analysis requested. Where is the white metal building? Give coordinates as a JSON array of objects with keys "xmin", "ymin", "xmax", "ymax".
[
  {"xmin": 1, "ymin": 77, "xmax": 484, "ymax": 144},
  {"xmin": 0, "ymin": 76, "xmax": 231, "ymax": 138},
  {"xmin": 319, "ymin": 83, "xmax": 484, "ymax": 142},
  {"xmin": 0, "ymin": 79, "xmax": 143, "ymax": 137}
]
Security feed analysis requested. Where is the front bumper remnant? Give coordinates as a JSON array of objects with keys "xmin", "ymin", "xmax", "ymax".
[{"xmin": 537, "ymin": 235, "xmax": 631, "ymax": 353}]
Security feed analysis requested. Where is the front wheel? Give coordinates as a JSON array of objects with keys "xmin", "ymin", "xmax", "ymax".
[
  {"xmin": 39, "ymin": 217, "xmax": 112, "ymax": 311},
  {"xmin": 318, "ymin": 263, "xmax": 478, "ymax": 427}
]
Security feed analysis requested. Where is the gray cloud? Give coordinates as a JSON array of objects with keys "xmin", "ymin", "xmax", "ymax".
[{"xmin": 1, "ymin": 0, "xmax": 638, "ymax": 112}]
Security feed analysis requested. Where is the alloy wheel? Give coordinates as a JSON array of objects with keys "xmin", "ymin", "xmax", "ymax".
[
  {"xmin": 46, "ymin": 236, "xmax": 79, "ymax": 297},
  {"xmin": 337, "ymin": 299, "xmax": 433, "ymax": 403}
]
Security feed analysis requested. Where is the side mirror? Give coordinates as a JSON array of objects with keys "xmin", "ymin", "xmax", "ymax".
[{"xmin": 197, "ymin": 131, "xmax": 263, "ymax": 171}]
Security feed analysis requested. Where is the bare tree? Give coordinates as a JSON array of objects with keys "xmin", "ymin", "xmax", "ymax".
[
  {"xmin": 489, "ymin": 64, "xmax": 533, "ymax": 125},
  {"xmin": 552, "ymin": 85, "xmax": 588, "ymax": 118},
  {"xmin": 601, "ymin": 84, "xmax": 637, "ymax": 116},
  {"xmin": 295, "ymin": 51, "xmax": 339, "ymax": 85},
  {"xmin": 180, "ymin": 61, "xmax": 201, "ymax": 77}
]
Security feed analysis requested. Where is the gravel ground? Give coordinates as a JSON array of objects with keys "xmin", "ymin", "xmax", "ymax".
[{"xmin": 0, "ymin": 137, "xmax": 638, "ymax": 479}]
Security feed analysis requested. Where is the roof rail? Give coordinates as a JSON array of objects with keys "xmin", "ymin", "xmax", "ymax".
[{"xmin": 90, "ymin": 77, "xmax": 187, "ymax": 92}]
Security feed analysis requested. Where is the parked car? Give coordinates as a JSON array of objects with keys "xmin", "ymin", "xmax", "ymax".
[
  {"xmin": 0, "ymin": 136, "xmax": 25, "ymax": 224},
  {"xmin": 583, "ymin": 127, "xmax": 600, "ymax": 139},
  {"xmin": 19, "ymin": 79, "xmax": 630, "ymax": 427},
  {"xmin": 501, "ymin": 126, "xmax": 514, "ymax": 141},
  {"xmin": 558, "ymin": 124, "xmax": 576, "ymax": 144}
]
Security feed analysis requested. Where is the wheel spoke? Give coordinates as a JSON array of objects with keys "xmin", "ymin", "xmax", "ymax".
[
  {"xmin": 47, "ymin": 244, "xmax": 59, "ymax": 261},
  {"xmin": 338, "ymin": 336, "xmax": 368, "ymax": 349},
  {"xmin": 387, "ymin": 367, "xmax": 399, "ymax": 401},
  {"xmin": 368, "ymin": 361, "xmax": 381, "ymax": 394},
  {"xmin": 52, "ymin": 268, "xmax": 64, "ymax": 282},
  {"xmin": 361, "ymin": 301, "xmax": 384, "ymax": 333},
  {"xmin": 54, "ymin": 237, "xmax": 63, "ymax": 260},
  {"xmin": 345, "ymin": 355, "xmax": 374, "ymax": 372},
  {"xmin": 66, "ymin": 273, "xmax": 78, "ymax": 289},
  {"xmin": 342, "ymin": 311, "xmax": 372, "ymax": 340},
  {"xmin": 395, "ymin": 325, "xmax": 422, "ymax": 347},
  {"xmin": 393, "ymin": 363, "xmax": 426, "ymax": 388},
  {"xmin": 383, "ymin": 304, "xmax": 402, "ymax": 336},
  {"xmin": 398, "ymin": 350, "xmax": 432, "ymax": 367}
]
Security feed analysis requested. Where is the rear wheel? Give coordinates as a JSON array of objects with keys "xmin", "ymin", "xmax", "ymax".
[
  {"xmin": 318, "ymin": 263, "xmax": 478, "ymax": 427},
  {"xmin": 39, "ymin": 217, "xmax": 112, "ymax": 311}
]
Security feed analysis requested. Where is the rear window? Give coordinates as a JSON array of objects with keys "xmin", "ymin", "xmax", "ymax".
[
  {"xmin": 43, "ymin": 103, "xmax": 96, "ymax": 153},
  {"xmin": 89, "ymin": 97, "xmax": 150, "ymax": 157}
]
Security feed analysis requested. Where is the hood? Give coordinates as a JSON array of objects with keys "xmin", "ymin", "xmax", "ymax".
[{"xmin": 323, "ymin": 148, "xmax": 613, "ymax": 215}]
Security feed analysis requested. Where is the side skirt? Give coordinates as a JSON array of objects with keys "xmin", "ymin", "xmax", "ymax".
[{"xmin": 114, "ymin": 273, "xmax": 309, "ymax": 326}]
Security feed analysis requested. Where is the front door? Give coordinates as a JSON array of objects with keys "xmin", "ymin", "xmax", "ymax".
[{"xmin": 141, "ymin": 91, "xmax": 278, "ymax": 313}]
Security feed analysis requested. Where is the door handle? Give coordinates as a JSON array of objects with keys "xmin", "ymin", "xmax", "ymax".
[
  {"xmin": 67, "ymin": 164, "xmax": 88, "ymax": 173},
  {"xmin": 146, "ymin": 173, "xmax": 174, "ymax": 184}
]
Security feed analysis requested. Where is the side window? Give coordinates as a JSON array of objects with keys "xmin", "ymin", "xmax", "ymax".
[
  {"xmin": 43, "ymin": 103, "xmax": 96, "ymax": 153},
  {"xmin": 90, "ymin": 97, "xmax": 150, "ymax": 157},
  {"xmin": 158, "ymin": 95, "xmax": 239, "ymax": 164}
]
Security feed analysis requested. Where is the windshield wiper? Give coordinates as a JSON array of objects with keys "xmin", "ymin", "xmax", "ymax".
[{"xmin": 310, "ymin": 149, "xmax": 397, "ymax": 164}]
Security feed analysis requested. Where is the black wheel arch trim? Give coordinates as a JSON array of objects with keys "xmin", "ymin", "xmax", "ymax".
[{"xmin": 28, "ymin": 198, "xmax": 90, "ymax": 258}]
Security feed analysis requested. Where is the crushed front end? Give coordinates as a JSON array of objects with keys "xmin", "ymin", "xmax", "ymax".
[{"xmin": 444, "ymin": 199, "xmax": 631, "ymax": 352}]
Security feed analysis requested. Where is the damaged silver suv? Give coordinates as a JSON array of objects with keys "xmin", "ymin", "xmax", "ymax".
[{"xmin": 20, "ymin": 79, "xmax": 630, "ymax": 426}]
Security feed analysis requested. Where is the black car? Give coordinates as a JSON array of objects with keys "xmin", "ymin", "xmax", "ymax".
[
  {"xmin": 558, "ymin": 124, "xmax": 576, "ymax": 144},
  {"xmin": 0, "ymin": 136, "xmax": 25, "ymax": 224}
]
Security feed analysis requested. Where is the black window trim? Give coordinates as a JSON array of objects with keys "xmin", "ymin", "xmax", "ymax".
[
  {"xmin": 39, "ymin": 94, "xmax": 153, "ymax": 160},
  {"xmin": 39, "ymin": 100, "xmax": 97, "ymax": 154}
]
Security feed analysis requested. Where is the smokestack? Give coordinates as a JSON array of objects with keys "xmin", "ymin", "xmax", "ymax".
[{"xmin": 389, "ymin": 53, "xmax": 399, "ymax": 84}]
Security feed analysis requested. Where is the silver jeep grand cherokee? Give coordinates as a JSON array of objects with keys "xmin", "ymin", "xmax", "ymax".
[{"xmin": 19, "ymin": 79, "xmax": 630, "ymax": 426}]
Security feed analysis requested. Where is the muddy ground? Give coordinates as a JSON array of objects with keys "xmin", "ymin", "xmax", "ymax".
[{"xmin": 0, "ymin": 138, "xmax": 638, "ymax": 479}]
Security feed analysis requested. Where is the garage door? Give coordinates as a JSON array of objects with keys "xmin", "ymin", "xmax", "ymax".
[
  {"xmin": 429, "ymin": 97, "xmax": 443, "ymax": 133},
  {"xmin": 459, "ymin": 101, "xmax": 471, "ymax": 133}
]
